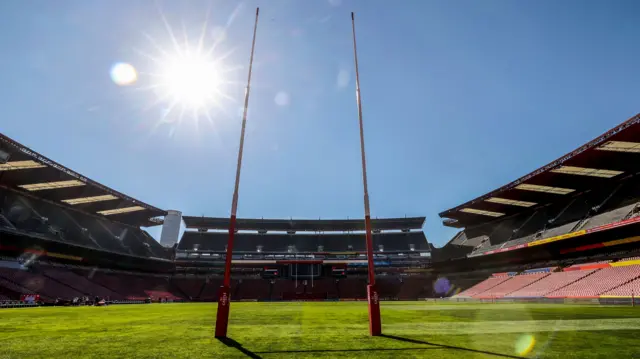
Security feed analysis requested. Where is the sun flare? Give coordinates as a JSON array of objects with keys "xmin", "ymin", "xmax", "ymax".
[
  {"xmin": 155, "ymin": 52, "xmax": 224, "ymax": 110},
  {"xmin": 134, "ymin": 8, "xmax": 241, "ymax": 128}
]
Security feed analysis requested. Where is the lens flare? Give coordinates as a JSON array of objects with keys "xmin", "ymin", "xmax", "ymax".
[
  {"xmin": 274, "ymin": 91, "xmax": 290, "ymax": 107},
  {"xmin": 433, "ymin": 277, "xmax": 452, "ymax": 296},
  {"xmin": 110, "ymin": 63, "xmax": 138, "ymax": 86},
  {"xmin": 132, "ymin": 6, "xmax": 242, "ymax": 131},
  {"xmin": 515, "ymin": 334, "xmax": 536, "ymax": 356}
]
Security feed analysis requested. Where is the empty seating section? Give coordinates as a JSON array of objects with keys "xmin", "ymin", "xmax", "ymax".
[
  {"xmin": 376, "ymin": 278, "xmax": 402, "ymax": 298},
  {"xmin": 235, "ymin": 279, "xmax": 271, "ymax": 300},
  {"xmin": 2, "ymin": 262, "xmax": 640, "ymax": 302},
  {"xmin": 549, "ymin": 266, "xmax": 640, "ymax": 297},
  {"xmin": 538, "ymin": 221, "xmax": 579, "ymax": 240},
  {"xmin": 0, "ymin": 188, "xmax": 170, "ymax": 259},
  {"xmin": 43, "ymin": 266, "xmax": 119, "ymax": 299},
  {"xmin": 0, "ymin": 276, "xmax": 34, "ymax": 296},
  {"xmin": 506, "ymin": 270, "xmax": 596, "ymax": 297},
  {"xmin": 307, "ymin": 279, "xmax": 339, "ymax": 298},
  {"xmin": 145, "ymin": 290, "xmax": 181, "ymax": 301},
  {"xmin": 465, "ymin": 236, "xmax": 489, "ymax": 249},
  {"xmin": 178, "ymin": 231, "xmax": 429, "ymax": 253},
  {"xmin": 449, "ymin": 231, "xmax": 467, "ymax": 246},
  {"xmin": 271, "ymin": 279, "xmax": 299, "ymax": 299},
  {"xmin": 465, "ymin": 178, "xmax": 640, "ymax": 256},
  {"xmin": 397, "ymin": 277, "xmax": 432, "ymax": 299},
  {"xmin": 477, "ymin": 273, "xmax": 549, "ymax": 298},
  {"xmin": 552, "ymin": 194, "xmax": 600, "ymax": 227},
  {"xmin": 139, "ymin": 231, "xmax": 169, "ymax": 258},
  {"xmin": 602, "ymin": 276, "xmax": 640, "ymax": 296},
  {"xmin": 0, "ymin": 267, "xmax": 82, "ymax": 300},
  {"xmin": 442, "ymin": 277, "xmax": 487, "ymax": 296},
  {"xmin": 583, "ymin": 203, "xmax": 637, "ymax": 230},
  {"xmin": 604, "ymin": 180, "xmax": 640, "ymax": 210},
  {"xmin": 171, "ymin": 277, "xmax": 205, "ymax": 299},
  {"xmin": 489, "ymin": 215, "xmax": 528, "ymax": 244},
  {"xmin": 455, "ymin": 276, "xmax": 511, "ymax": 297},
  {"xmin": 198, "ymin": 278, "xmax": 223, "ymax": 300},
  {"xmin": 78, "ymin": 271, "xmax": 179, "ymax": 300},
  {"xmin": 510, "ymin": 210, "xmax": 547, "ymax": 242},
  {"xmin": 338, "ymin": 278, "xmax": 367, "ymax": 299}
]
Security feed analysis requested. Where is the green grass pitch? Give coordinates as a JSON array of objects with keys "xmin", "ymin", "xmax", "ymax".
[{"xmin": 1, "ymin": 302, "xmax": 640, "ymax": 358}]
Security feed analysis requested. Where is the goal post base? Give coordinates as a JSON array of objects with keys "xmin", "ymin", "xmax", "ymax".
[
  {"xmin": 367, "ymin": 284, "xmax": 382, "ymax": 336},
  {"xmin": 214, "ymin": 285, "xmax": 231, "ymax": 338}
]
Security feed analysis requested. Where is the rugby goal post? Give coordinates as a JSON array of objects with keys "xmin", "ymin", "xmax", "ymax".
[{"xmin": 214, "ymin": 9, "xmax": 382, "ymax": 338}]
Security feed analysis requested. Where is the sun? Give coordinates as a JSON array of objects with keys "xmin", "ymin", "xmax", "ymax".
[
  {"xmin": 133, "ymin": 9, "xmax": 241, "ymax": 126},
  {"xmin": 156, "ymin": 52, "xmax": 224, "ymax": 109}
]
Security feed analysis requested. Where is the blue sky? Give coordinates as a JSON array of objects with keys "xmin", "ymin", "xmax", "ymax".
[{"xmin": 1, "ymin": 0, "xmax": 639, "ymax": 246}]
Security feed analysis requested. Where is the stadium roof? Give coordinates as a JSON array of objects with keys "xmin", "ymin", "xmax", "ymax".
[
  {"xmin": 182, "ymin": 216, "xmax": 425, "ymax": 232},
  {"xmin": 0, "ymin": 133, "xmax": 166, "ymax": 227},
  {"xmin": 440, "ymin": 113, "xmax": 640, "ymax": 228}
]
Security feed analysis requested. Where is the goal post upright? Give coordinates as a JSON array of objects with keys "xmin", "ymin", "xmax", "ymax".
[
  {"xmin": 351, "ymin": 12, "xmax": 382, "ymax": 336},
  {"xmin": 215, "ymin": 7, "xmax": 260, "ymax": 339}
]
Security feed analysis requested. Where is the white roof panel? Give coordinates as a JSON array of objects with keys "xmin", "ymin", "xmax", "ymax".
[
  {"xmin": 460, "ymin": 208, "xmax": 505, "ymax": 217},
  {"xmin": 485, "ymin": 197, "xmax": 537, "ymax": 207},
  {"xmin": 551, "ymin": 165, "xmax": 623, "ymax": 178},
  {"xmin": 61, "ymin": 194, "xmax": 119, "ymax": 205},
  {"xmin": 596, "ymin": 141, "xmax": 640, "ymax": 153},
  {"xmin": 0, "ymin": 160, "xmax": 46, "ymax": 171},
  {"xmin": 19, "ymin": 180, "xmax": 85, "ymax": 191},
  {"xmin": 515, "ymin": 184, "xmax": 574, "ymax": 195},
  {"xmin": 97, "ymin": 206, "xmax": 145, "ymax": 216}
]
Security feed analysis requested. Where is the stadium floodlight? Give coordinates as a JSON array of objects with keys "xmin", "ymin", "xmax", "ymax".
[
  {"xmin": 485, "ymin": 197, "xmax": 537, "ymax": 207},
  {"xmin": 215, "ymin": 7, "xmax": 260, "ymax": 339},
  {"xmin": 460, "ymin": 208, "xmax": 505, "ymax": 217},
  {"xmin": 0, "ymin": 160, "xmax": 46, "ymax": 171},
  {"xmin": 351, "ymin": 12, "xmax": 382, "ymax": 336},
  {"xmin": 19, "ymin": 180, "xmax": 85, "ymax": 191},
  {"xmin": 96, "ymin": 206, "xmax": 145, "ymax": 216},
  {"xmin": 551, "ymin": 165, "xmax": 623, "ymax": 178},
  {"xmin": 596, "ymin": 141, "xmax": 640, "ymax": 153},
  {"xmin": 515, "ymin": 183, "xmax": 574, "ymax": 195},
  {"xmin": 61, "ymin": 194, "xmax": 118, "ymax": 205}
]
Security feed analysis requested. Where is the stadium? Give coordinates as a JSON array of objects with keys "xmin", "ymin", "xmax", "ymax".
[
  {"xmin": 3, "ymin": 3, "xmax": 640, "ymax": 358},
  {"xmin": 2, "ymin": 111, "xmax": 640, "ymax": 358}
]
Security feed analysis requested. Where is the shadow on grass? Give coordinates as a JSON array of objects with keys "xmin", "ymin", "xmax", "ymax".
[
  {"xmin": 255, "ymin": 347, "xmax": 442, "ymax": 354},
  {"xmin": 381, "ymin": 334, "xmax": 525, "ymax": 359},
  {"xmin": 216, "ymin": 337, "xmax": 263, "ymax": 359},
  {"xmin": 246, "ymin": 334, "xmax": 525, "ymax": 358}
]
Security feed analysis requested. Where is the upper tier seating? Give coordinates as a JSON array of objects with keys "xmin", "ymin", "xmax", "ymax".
[
  {"xmin": 178, "ymin": 231, "xmax": 429, "ymax": 253},
  {"xmin": 0, "ymin": 188, "xmax": 169, "ymax": 260},
  {"xmin": 464, "ymin": 177, "xmax": 640, "ymax": 256}
]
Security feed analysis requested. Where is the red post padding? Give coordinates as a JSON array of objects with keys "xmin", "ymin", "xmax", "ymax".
[
  {"xmin": 214, "ymin": 285, "xmax": 231, "ymax": 338},
  {"xmin": 367, "ymin": 284, "xmax": 382, "ymax": 336}
]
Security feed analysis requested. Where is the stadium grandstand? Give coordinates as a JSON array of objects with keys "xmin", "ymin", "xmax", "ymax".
[
  {"xmin": 431, "ymin": 113, "xmax": 640, "ymax": 300},
  {"xmin": 173, "ymin": 216, "xmax": 432, "ymax": 301},
  {"xmin": 1, "ymin": 114, "xmax": 640, "ymax": 307},
  {"xmin": 0, "ymin": 133, "xmax": 176, "ymax": 304},
  {"xmin": 0, "ymin": 132, "xmax": 434, "ymax": 304}
]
